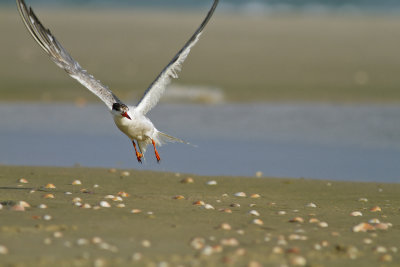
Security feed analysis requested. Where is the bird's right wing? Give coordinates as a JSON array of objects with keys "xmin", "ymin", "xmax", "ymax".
[{"xmin": 16, "ymin": 0, "xmax": 123, "ymax": 110}]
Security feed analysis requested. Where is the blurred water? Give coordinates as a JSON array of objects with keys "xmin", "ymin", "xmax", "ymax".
[{"xmin": 0, "ymin": 103, "xmax": 399, "ymax": 182}]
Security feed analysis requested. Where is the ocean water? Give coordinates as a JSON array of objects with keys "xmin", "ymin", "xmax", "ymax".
[{"xmin": 1, "ymin": 103, "xmax": 399, "ymax": 182}]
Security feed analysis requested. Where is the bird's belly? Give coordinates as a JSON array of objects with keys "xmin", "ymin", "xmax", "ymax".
[{"xmin": 114, "ymin": 119, "xmax": 151, "ymax": 141}]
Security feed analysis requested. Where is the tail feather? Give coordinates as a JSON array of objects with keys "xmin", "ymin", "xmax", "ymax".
[{"xmin": 157, "ymin": 131, "xmax": 195, "ymax": 147}]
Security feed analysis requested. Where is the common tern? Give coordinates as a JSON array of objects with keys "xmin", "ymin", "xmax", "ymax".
[{"xmin": 16, "ymin": 0, "xmax": 218, "ymax": 163}]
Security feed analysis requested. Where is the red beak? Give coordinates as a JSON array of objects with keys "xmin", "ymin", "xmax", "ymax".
[{"xmin": 122, "ymin": 112, "xmax": 131, "ymax": 120}]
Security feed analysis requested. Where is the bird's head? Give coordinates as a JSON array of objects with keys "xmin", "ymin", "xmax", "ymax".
[{"xmin": 112, "ymin": 103, "xmax": 131, "ymax": 120}]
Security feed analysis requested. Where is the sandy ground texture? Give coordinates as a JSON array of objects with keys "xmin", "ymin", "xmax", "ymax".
[
  {"xmin": 2, "ymin": 8, "xmax": 400, "ymax": 103},
  {"xmin": 0, "ymin": 165, "xmax": 399, "ymax": 266}
]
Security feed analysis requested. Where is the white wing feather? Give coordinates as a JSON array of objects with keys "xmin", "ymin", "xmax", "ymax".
[
  {"xmin": 136, "ymin": 0, "xmax": 219, "ymax": 115},
  {"xmin": 16, "ymin": 0, "xmax": 123, "ymax": 110}
]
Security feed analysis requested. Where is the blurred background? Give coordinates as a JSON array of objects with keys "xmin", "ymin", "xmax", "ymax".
[{"xmin": 1, "ymin": 0, "xmax": 400, "ymax": 182}]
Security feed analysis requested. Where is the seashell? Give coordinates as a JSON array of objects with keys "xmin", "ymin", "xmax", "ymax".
[
  {"xmin": 116, "ymin": 203, "xmax": 125, "ymax": 208},
  {"xmin": 81, "ymin": 203, "xmax": 91, "ymax": 209},
  {"xmin": 45, "ymin": 184, "xmax": 56, "ymax": 189},
  {"xmin": 38, "ymin": 204, "xmax": 47, "ymax": 209},
  {"xmin": 289, "ymin": 217, "xmax": 304, "ymax": 223},
  {"xmin": 368, "ymin": 218, "xmax": 380, "ymax": 224},
  {"xmin": 277, "ymin": 211, "xmax": 287, "ymax": 215},
  {"xmin": 248, "ymin": 210, "xmax": 260, "ymax": 216},
  {"xmin": 306, "ymin": 203, "xmax": 317, "ymax": 208},
  {"xmin": 370, "ymin": 206, "xmax": 382, "ymax": 212},
  {"xmin": 117, "ymin": 191, "xmax": 130, "ymax": 197},
  {"xmin": 352, "ymin": 222, "xmax": 375, "ymax": 232},
  {"xmin": 18, "ymin": 201, "xmax": 31, "ymax": 208},
  {"xmin": 0, "ymin": 246, "xmax": 10, "ymax": 255},
  {"xmin": 203, "ymin": 204, "xmax": 215, "ymax": 210},
  {"xmin": 80, "ymin": 188, "xmax": 91, "ymax": 193},
  {"xmin": 108, "ymin": 168, "xmax": 117, "ymax": 173},
  {"xmin": 74, "ymin": 202, "xmax": 82, "ymax": 207},
  {"xmin": 233, "ymin": 192, "xmax": 246, "ymax": 197},
  {"xmin": 76, "ymin": 238, "xmax": 89, "ymax": 246},
  {"xmin": 43, "ymin": 193, "xmax": 55, "ymax": 199},
  {"xmin": 363, "ymin": 238, "xmax": 373, "ymax": 244},
  {"xmin": 112, "ymin": 196, "xmax": 123, "ymax": 202},
  {"xmin": 120, "ymin": 171, "xmax": 130, "ymax": 177},
  {"xmin": 64, "ymin": 192, "xmax": 72, "ymax": 195},
  {"xmin": 190, "ymin": 237, "xmax": 205, "ymax": 250},
  {"xmin": 272, "ymin": 246, "xmax": 284, "ymax": 254},
  {"xmin": 374, "ymin": 223, "xmax": 391, "ymax": 230},
  {"xmin": 250, "ymin": 193, "xmax": 261, "ymax": 199},
  {"xmin": 180, "ymin": 177, "xmax": 194, "ymax": 184},
  {"xmin": 11, "ymin": 205, "xmax": 25, "ymax": 211},
  {"xmin": 380, "ymin": 254, "xmax": 393, "ymax": 262},
  {"xmin": 201, "ymin": 245, "xmax": 214, "ymax": 256},
  {"xmin": 252, "ymin": 219, "xmax": 264, "ymax": 226},
  {"xmin": 358, "ymin": 197, "xmax": 368, "ymax": 202},
  {"xmin": 104, "ymin": 195, "xmax": 115, "ymax": 199},
  {"xmin": 132, "ymin": 252, "xmax": 143, "ymax": 261},
  {"xmin": 230, "ymin": 203, "xmax": 240, "ymax": 208},
  {"xmin": 18, "ymin": 178, "xmax": 28, "ymax": 184},
  {"xmin": 141, "ymin": 240, "xmax": 151, "ymax": 248},
  {"xmin": 193, "ymin": 200, "xmax": 205, "ymax": 206},
  {"xmin": 99, "ymin": 201, "xmax": 111, "ymax": 208},
  {"xmin": 319, "ymin": 222, "xmax": 328, "ymax": 228},
  {"xmin": 374, "ymin": 246, "xmax": 387, "ymax": 253},
  {"xmin": 93, "ymin": 184, "xmax": 99, "ymax": 188},
  {"xmin": 53, "ymin": 232, "xmax": 63, "ymax": 238},
  {"xmin": 43, "ymin": 238, "xmax": 52, "ymax": 245},
  {"xmin": 71, "ymin": 180, "xmax": 82, "ymax": 185},
  {"xmin": 206, "ymin": 180, "xmax": 217, "ymax": 185},
  {"xmin": 219, "ymin": 208, "xmax": 232, "ymax": 213},
  {"xmin": 350, "ymin": 211, "xmax": 363, "ymax": 217},
  {"xmin": 309, "ymin": 218, "xmax": 320, "ymax": 223},
  {"xmin": 220, "ymin": 238, "xmax": 239, "ymax": 247},
  {"xmin": 219, "ymin": 223, "xmax": 232, "ymax": 230},
  {"xmin": 290, "ymin": 256, "xmax": 307, "ymax": 266},
  {"xmin": 131, "ymin": 209, "xmax": 142, "ymax": 214},
  {"xmin": 43, "ymin": 214, "xmax": 52, "ymax": 221},
  {"xmin": 72, "ymin": 197, "xmax": 82, "ymax": 203},
  {"xmin": 173, "ymin": 195, "xmax": 185, "ymax": 200},
  {"xmin": 255, "ymin": 171, "xmax": 263, "ymax": 178}
]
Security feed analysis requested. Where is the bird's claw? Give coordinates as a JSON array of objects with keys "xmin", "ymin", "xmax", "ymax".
[{"xmin": 136, "ymin": 152, "xmax": 143, "ymax": 164}]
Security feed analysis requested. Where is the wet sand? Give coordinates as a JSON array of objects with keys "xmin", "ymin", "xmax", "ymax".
[{"xmin": 0, "ymin": 165, "xmax": 399, "ymax": 266}]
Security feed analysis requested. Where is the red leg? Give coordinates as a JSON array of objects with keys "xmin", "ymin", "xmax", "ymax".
[
  {"xmin": 132, "ymin": 141, "xmax": 143, "ymax": 163},
  {"xmin": 151, "ymin": 139, "xmax": 161, "ymax": 163}
]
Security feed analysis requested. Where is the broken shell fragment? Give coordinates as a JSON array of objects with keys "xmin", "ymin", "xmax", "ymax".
[
  {"xmin": 116, "ymin": 203, "xmax": 125, "ymax": 208},
  {"xmin": 11, "ymin": 205, "xmax": 25, "ymax": 211},
  {"xmin": 72, "ymin": 180, "xmax": 82, "ymax": 185},
  {"xmin": 350, "ymin": 211, "xmax": 363, "ymax": 217},
  {"xmin": 72, "ymin": 197, "xmax": 82, "ymax": 203},
  {"xmin": 290, "ymin": 256, "xmax": 307, "ymax": 266},
  {"xmin": 112, "ymin": 196, "xmax": 123, "ymax": 202},
  {"xmin": 43, "ymin": 193, "xmax": 55, "ymax": 199},
  {"xmin": 203, "ymin": 204, "xmax": 215, "ymax": 210},
  {"xmin": 219, "ymin": 208, "xmax": 232, "ymax": 213},
  {"xmin": 309, "ymin": 218, "xmax": 320, "ymax": 224},
  {"xmin": 38, "ymin": 204, "xmax": 47, "ymax": 209},
  {"xmin": 319, "ymin": 222, "xmax": 329, "ymax": 228},
  {"xmin": 18, "ymin": 201, "xmax": 31, "ymax": 208},
  {"xmin": 44, "ymin": 184, "xmax": 56, "ymax": 189},
  {"xmin": 173, "ymin": 195, "xmax": 185, "ymax": 200},
  {"xmin": 43, "ymin": 214, "xmax": 52, "ymax": 221},
  {"xmin": 104, "ymin": 195, "xmax": 115, "ymax": 199},
  {"xmin": 358, "ymin": 197, "xmax": 368, "ymax": 202},
  {"xmin": 250, "ymin": 193, "xmax": 261, "ymax": 199},
  {"xmin": 277, "ymin": 211, "xmax": 287, "ymax": 215},
  {"xmin": 370, "ymin": 206, "xmax": 382, "ymax": 212},
  {"xmin": 81, "ymin": 203, "xmax": 91, "ymax": 209},
  {"xmin": 230, "ymin": 203, "xmax": 241, "ymax": 208},
  {"xmin": 141, "ymin": 240, "xmax": 151, "ymax": 248}
]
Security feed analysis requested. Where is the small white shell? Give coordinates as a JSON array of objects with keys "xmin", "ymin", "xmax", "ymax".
[
  {"xmin": 248, "ymin": 210, "xmax": 260, "ymax": 217},
  {"xmin": 350, "ymin": 211, "xmax": 363, "ymax": 217},
  {"xmin": 233, "ymin": 192, "xmax": 246, "ymax": 197},
  {"xmin": 206, "ymin": 180, "xmax": 217, "ymax": 185},
  {"xmin": 99, "ymin": 201, "xmax": 111, "ymax": 208}
]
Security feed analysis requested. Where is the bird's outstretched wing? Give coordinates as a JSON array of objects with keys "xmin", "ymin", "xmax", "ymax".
[
  {"xmin": 16, "ymin": 0, "xmax": 123, "ymax": 110},
  {"xmin": 136, "ymin": 0, "xmax": 219, "ymax": 115}
]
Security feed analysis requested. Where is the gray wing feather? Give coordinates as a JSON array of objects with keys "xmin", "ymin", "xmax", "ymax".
[
  {"xmin": 16, "ymin": 0, "xmax": 123, "ymax": 110},
  {"xmin": 136, "ymin": 0, "xmax": 219, "ymax": 115}
]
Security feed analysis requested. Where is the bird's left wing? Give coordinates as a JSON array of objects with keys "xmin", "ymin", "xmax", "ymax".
[
  {"xmin": 135, "ymin": 0, "xmax": 219, "ymax": 115},
  {"xmin": 16, "ymin": 0, "xmax": 123, "ymax": 110}
]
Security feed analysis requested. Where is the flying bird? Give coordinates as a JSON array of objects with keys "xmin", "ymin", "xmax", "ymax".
[{"xmin": 16, "ymin": 0, "xmax": 218, "ymax": 163}]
